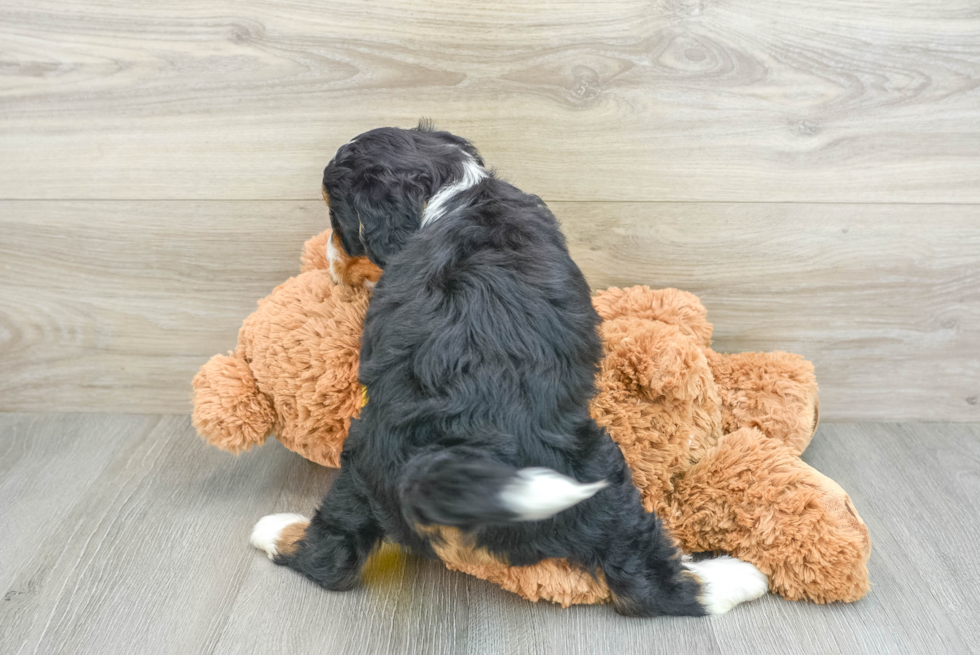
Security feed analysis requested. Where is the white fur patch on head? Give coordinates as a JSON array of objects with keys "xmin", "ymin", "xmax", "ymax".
[
  {"xmin": 499, "ymin": 467, "xmax": 607, "ymax": 521},
  {"xmin": 420, "ymin": 154, "xmax": 487, "ymax": 228},
  {"xmin": 250, "ymin": 513, "xmax": 309, "ymax": 559},
  {"xmin": 685, "ymin": 555, "xmax": 769, "ymax": 614}
]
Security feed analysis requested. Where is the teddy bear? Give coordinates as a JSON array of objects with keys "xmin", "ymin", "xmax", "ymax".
[
  {"xmin": 192, "ymin": 230, "xmax": 871, "ymax": 606},
  {"xmin": 192, "ymin": 230, "xmax": 376, "ymax": 469}
]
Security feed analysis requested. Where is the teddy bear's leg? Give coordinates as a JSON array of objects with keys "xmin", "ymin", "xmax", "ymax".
[
  {"xmin": 251, "ymin": 466, "xmax": 384, "ymax": 591},
  {"xmin": 667, "ymin": 428, "xmax": 871, "ymax": 603},
  {"xmin": 705, "ymin": 350, "xmax": 819, "ymax": 455}
]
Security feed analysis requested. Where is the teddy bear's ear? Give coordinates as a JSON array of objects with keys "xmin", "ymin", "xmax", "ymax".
[
  {"xmin": 593, "ymin": 286, "xmax": 712, "ymax": 348},
  {"xmin": 192, "ymin": 353, "xmax": 275, "ymax": 454},
  {"xmin": 601, "ymin": 317, "xmax": 713, "ymax": 405},
  {"xmin": 300, "ymin": 230, "xmax": 332, "ymax": 272}
]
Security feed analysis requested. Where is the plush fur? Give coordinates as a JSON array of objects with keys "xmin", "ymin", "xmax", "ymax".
[
  {"xmin": 192, "ymin": 230, "xmax": 376, "ymax": 468},
  {"xmin": 193, "ymin": 228, "xmax": 870, "ymax": 606}
]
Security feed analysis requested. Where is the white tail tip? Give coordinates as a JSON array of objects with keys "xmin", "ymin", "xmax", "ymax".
[{"xmin": 499, "ymin": 467, "xmax": 607, "ymax": 521}]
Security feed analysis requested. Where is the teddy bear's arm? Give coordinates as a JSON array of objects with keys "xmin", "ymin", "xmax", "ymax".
[
  {"xmin": 706, "ymin": 350, "xmax": 820, "ymax": 455},
  {"xmin": 665, "ymin": 428, "xmax": 870, "ymax": 603},
  {"xmin": 192, "ymin": 353, "xmax": 276, "ymax": 453}
]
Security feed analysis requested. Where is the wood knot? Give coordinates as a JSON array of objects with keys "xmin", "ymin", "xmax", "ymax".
[
  {"xmin": 660, "ymin": 0, "xmax": 710, "ymax": 18},
  {"xmin": 228, "ymin": 21, "xmax": 265, "ymax": 44},
  {"xmin": 570, "ymin": 65, "xmax": 603, "ymax": 102},
  {"xmin": 796, "ymin": 120, "xmax": 820, "ymax": 136}
]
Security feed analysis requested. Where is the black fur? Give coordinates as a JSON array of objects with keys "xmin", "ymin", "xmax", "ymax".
[
  {"xmin": 398, "ymin": 447, "xmax": 525, "ymax": 528},
  {"xmin": 323, "ymin": 124, "xmax": 483, "ymax": 268},
  {"xmin": 281, "ymin": 124, "xmax": 705, "ymax": 617}
]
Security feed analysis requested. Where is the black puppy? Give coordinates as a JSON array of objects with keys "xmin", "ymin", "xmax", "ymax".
[{"xmin": 251, "ymin": 123, "xmax": 767, "ymax": 616}]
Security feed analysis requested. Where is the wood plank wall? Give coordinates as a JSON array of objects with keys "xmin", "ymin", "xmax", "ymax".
[{"xmin": 1, "ymin": 0, "xmax": 978, "ymax": 420}]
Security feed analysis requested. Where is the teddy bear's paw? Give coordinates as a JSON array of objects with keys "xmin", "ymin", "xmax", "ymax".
[
  {"xmin": 250, "ymin": 513, "xmax": 310, "ymax": 560},
  {"xmin": 686, "ymin": 555, "xmax": 769, "ymax": 615}
]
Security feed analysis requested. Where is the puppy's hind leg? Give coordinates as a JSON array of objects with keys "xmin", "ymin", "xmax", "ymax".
[
  {"xmin": 593, "ymin": 490, "xmax": 767, "ymax": 616},
  {"xmin": 597, "ymin": 507, "xmax": 706, "ymax": 617},
  {"xmin": 251, "ymin": 467, "xmax": 382, "ymax": 591}
]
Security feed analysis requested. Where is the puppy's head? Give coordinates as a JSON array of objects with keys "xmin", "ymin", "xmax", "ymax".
[{"xmin": 322, "ymin": 122, "xmax": 484, "ymax": 269}]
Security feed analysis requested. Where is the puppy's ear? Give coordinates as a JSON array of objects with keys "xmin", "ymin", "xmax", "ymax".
[{"xmin": 352, "ymin": 171, "xmax": 429, "ymax": 268}]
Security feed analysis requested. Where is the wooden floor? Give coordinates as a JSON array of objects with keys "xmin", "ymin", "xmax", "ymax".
[
  {"xmin": 2, "ymin": 3, "xmax": 977, "ymax": 651},
  {"xmin": 0, "ymin": 414, "xmax": 977, "ymax": 655}
]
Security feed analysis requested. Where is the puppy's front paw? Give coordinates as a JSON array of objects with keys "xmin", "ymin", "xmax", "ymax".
[
  {"xmin": 686, "ymin": 556, "xmax": 769, "ymax": 615},
  {"xmin": 250, "ymin": 513, "xmax": 309, "ymax": 560}
]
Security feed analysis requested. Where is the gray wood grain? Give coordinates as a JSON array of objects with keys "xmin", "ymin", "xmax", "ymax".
[
  {"xmin": 2, "ymin": 200, "xmax": 977, "ymax": 421},
  {"xmin": 804, "ymin": 423, "xmax": 980, "ymax": 654},
  {"xmin": 0, "ymin": 414, "xmax": 308, "ymax": 654},
  {"xmin": 1, "ymin": 415, "xmax": 979, "ymax": 654},
  {"xmin": 1, "ymin": 0, "xmax": 979, "ymax": 202},
  {"xmin": 0, "ymin": 413, "xmax": 158, "ymax": 593}
]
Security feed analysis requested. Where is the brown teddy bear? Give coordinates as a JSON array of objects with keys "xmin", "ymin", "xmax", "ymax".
[
  {"xmin": 193, "ymin": 230, "xmax": 871, "ymax": 607},
  {"xmin": 192, "ymin": 230, "xmax": 377, "ymax": 469}
]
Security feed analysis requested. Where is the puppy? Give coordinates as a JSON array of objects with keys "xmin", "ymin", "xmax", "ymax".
[{"xmin": 251, "ymin": 123, "xmax": 767, "ymax": 616}]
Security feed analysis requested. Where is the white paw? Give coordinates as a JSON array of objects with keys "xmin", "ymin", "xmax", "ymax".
[
  {"xmin": 686, "ymin": 556, "xmax": 769, "ymax": 615},
  {"xmin": 250, "ymin": 513, "xmax": 308, "ymax": 559}
]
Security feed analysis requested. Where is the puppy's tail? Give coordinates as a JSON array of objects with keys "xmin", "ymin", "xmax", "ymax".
[{"xmin": 398, "ymin": 449, "xmax": 607, "ymax": 528}]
